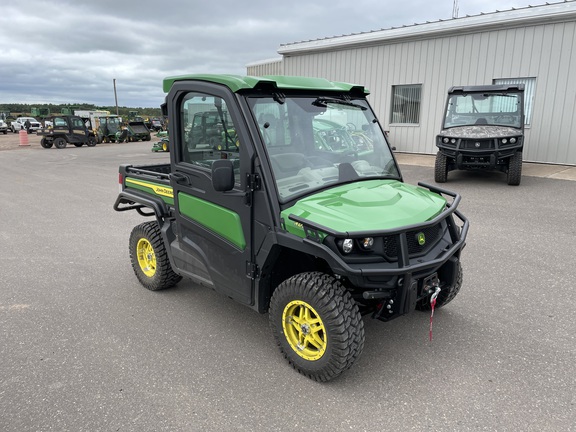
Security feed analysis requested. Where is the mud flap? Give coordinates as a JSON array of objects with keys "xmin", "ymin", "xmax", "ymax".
[{"xmin": 400, "ymin": 275, "xmax": 418, "ymax": 315}]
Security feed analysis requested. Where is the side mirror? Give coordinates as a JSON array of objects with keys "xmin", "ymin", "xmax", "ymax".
[{"xmin": 211, "ymin": 159, "xmax": 235, "ymax": 192}]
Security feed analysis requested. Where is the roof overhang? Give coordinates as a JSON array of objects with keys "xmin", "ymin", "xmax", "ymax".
[{"xmin": 278, "ymin": 1, "xmax": 576, "ymax": 55}]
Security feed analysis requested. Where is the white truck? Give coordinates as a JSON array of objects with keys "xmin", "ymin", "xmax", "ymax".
[
  {"xmin": 0, "ymin": 113, "xmax": 8, "ymax": 134},
  {"xmin": 11, "ymin": 117, "xmax": 42, "ymax": 133}
]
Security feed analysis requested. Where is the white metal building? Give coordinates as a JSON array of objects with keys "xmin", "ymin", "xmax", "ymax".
[{"xmin": 246, "ymin": 1, "xmax": 576, "ymax": 166}]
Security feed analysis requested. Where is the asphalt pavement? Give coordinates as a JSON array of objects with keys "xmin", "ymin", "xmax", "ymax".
[{"xmin": 0, "ymin": 138, "xmax": 575, "ymax": 431}]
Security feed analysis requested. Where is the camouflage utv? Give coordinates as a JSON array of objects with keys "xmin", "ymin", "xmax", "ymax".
[{"xmin": 435, "ymin": 84, "xmax": 525, "ymax": 185}]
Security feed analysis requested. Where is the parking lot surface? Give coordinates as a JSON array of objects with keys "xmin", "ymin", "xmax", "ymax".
[{"xmin": 0, "ymin": 137, "xmax": 575, "ymax": 431}]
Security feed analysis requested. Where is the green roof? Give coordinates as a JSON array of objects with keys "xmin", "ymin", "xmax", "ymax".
[{"xmin": 162, "ymin": 74, "xmax": 369, "ymax": 95}]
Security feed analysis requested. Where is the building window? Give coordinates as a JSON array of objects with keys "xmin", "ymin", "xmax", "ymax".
[
  {"xmin": 493, "ymin": 77, "xmax": 536, "ymax": 126},
  {"xmin": 390, "ymin": 84, "xmax": 421, "ymax": 124}
]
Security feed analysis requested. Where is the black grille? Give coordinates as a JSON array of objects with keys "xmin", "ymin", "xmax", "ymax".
[
  {"xmin": 461, "ymin": 139, "xmax": 493, "ymax": 150},
  {"xmin": 382, "ymin": 224, "xmax": 443, "ymax": 259}
]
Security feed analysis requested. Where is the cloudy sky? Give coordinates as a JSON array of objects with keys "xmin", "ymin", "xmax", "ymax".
[{"xmin": 1, "ymin": 0, "xmax": 542, "ymax": 108}]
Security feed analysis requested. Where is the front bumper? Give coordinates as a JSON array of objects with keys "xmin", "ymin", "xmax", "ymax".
[
  {"xmin": 437, "ymin": 136, "xmax": 523, "ymax": 170},
  {"xmin": 287, "ymin": 183, "xmax": 468, "ymax": 320}
]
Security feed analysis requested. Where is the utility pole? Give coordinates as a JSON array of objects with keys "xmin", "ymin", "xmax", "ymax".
[
  {"xmin": 452, "ymin": 0, "xmax": 459, "ymax": 18},
  {"xmin": 113, "ymin": 78, "xmax": 119, "ymax": 115}
]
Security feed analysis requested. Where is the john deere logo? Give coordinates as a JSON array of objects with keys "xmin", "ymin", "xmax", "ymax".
[{"xmin": 416, "ymin": 232, "xmax": 426, "ymax": 246}]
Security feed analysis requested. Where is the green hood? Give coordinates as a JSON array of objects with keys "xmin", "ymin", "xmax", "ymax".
[{"xmin": 281, "ymin": 180, "xmax": 446, "ymax": 237}]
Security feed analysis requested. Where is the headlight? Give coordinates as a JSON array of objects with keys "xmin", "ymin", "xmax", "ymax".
[
  {"xmin": 442, "ymin": 137, "xmax": 449, "ymax": 143},
  {"xmin": 450, "ymin": 138, "xmax": 456, "ymax": 144},
  {"xmin": 510, "ymin": 137, "xmax": 517, "ymax": 144},
  {"xmin": 361, "ymin": 237, "xmax": 374, "ymax": 250},
  {"xmin": 502, "ymin": 138, "xmax": 508, "ymax": 144},
  {"xmin": 341, "ymin": 238, "xmax": 354, "ymax": 254}
]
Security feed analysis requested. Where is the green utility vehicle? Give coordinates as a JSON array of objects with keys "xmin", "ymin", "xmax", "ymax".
[
  {"xmin": 435, "ymin": 84, "xmax": 525, "ymax": 185},
  {"xmin": 114, "ymin": 74, "xmax": 469, "ymax": 381},
  {"xmin": 37, "ymin": 115, "xmax": 97, "ymax": 149},
  {"xmin": 98, "ymin": 116, "xmax": 127, "ymax": 143},
  {"xmin": 126, "ymin": 120, "xmax": 151, "ymax": 142}
]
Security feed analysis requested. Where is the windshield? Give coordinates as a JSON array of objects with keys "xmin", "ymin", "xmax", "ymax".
[
  {"xmin": 443, "ymin": 93, "xmax": 523, "ymax": 129},
  {"xmin": 248, "ymin": 95, "xmax": 400, "ymax": 202}
]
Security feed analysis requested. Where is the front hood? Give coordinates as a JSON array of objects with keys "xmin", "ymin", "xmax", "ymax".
[
  {"xmin": 441, "ymin": 125, "xmax": 520, "ymax": 138},
  {"xmin": 281, "ymin": 180, "xmax": 446, "ymax": 236}
]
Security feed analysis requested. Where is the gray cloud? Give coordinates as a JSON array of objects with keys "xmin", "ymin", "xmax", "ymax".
[{"xmin": 0, "ymin": 0, "xmax": 535, "ymax": 108}]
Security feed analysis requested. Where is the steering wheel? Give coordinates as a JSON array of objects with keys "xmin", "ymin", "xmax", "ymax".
[{"xmin": 346, "ymin": 122, "xmax": 357, "ymax": 132}]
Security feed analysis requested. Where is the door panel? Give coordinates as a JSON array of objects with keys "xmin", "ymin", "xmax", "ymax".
[{"xmin": 170, "ymin": 85, "xmax": 254, "ymax": 305}]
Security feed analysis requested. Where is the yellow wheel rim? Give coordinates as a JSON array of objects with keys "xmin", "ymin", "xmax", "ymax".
[
  {"xmin": 136, "ymin": 238, "xmax": 156, "ymax": 277},
  {"xmin": 162, "ymin": 142, "xmax": 168, "ymax": 151},
  {"xmin": 282, "ymin": 300, "xmax": 326, "ymax": 361}
]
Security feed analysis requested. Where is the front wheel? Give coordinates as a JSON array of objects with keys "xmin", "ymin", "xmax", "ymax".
[
  {"xmin": 129, "ymin": 221, "xmax": 182, "ymax": 291},
  {"xmin": 434, "ymin": 152, "xmax": 448, "ymax": 183},
  {"xmin": 269, "ymin": 272, "xmax": 365, "ymax": 382},
  {"xmin": 87, "ymin": 136, "xmax": 96, "ymax": 147},
  {"xmin": 507, "ymin": 151, "xmax": 522, "ymax": 186}
]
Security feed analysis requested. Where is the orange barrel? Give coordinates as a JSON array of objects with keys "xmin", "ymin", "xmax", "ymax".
[{"xmin": 19, "ymin": 130, "xmax": 30, "ymax": 146}]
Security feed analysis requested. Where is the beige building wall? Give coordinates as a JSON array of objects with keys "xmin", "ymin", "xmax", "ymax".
[{"xmin": 253, "ymin": 3, "xmax": 576, "ymax": 165}]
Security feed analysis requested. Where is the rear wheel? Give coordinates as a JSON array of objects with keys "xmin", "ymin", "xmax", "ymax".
[
  {"xmin": 129, "ymin": 221, "xmax": 182, "ymax": 291},
  {"xmin": 507, "ymin": 151, "xmax": 522, "ymax": 186},
  {"xmin": 269, "ymin": 272, "xmax": 365, "ymax": 382},
  {"xmin": 54, "ymin": 137, "xmax": 67, "ymax": 149},
  {"xmin": 87, "ymin": 136, "xmax": 96, "ymax": 147},
  {"xmin": 434, "ymin": 152, "xmax": 448, "ymax": 183}
]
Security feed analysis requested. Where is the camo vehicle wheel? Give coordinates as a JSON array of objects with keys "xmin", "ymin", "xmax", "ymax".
[
  {"xmin": 507, "ymin": 151, "xmax": 522, "ymax": 186},
  {"xmin": 129, "ymin": 221, "xmax": 182, "ymax": 291},
  {"xmin": 40, "ymin": 138, "xmax": 53, "ymax": 149},
  {"xmin": 87, "ymin": 136, "xmax": 96, "ymax": 147},
  {"xmin": 54, "ymin": 137, "xmax": 67, "ymax": 149},
  {"xmin": 416, "ymin": 261, "xmax": 463, "ymax": 311},
  {"xmin": 434, "ymin": 152, "xmax": 448, "ymax": 183},
  {"xmin": 269, "ymin": 272, "xmax": 365, "ymax": 382}
]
